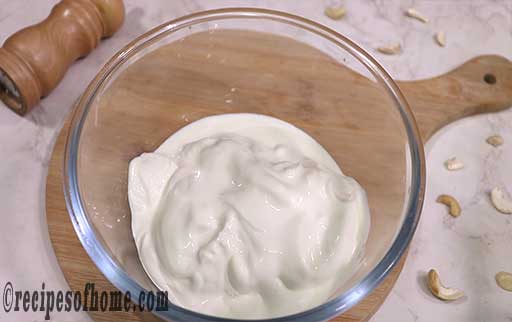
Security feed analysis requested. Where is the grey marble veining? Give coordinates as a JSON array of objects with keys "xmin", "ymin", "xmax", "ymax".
[{"xmin": 0, "ymin": 1, "xmax": 511, "ymax": 321}]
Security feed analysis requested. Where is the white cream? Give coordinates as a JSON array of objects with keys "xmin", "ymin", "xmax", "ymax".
[{"xmin": 128, "ymin": 113, "xmax": 370, "ymax": 318}]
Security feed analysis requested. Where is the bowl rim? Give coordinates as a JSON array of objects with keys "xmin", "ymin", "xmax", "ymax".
[{"xmin": 63, "ymin": 7, "xmax": 426, "ymax": 322}]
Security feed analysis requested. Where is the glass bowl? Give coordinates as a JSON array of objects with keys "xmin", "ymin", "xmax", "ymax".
[{"xmin": 64, "ymin": 8, "xmax": 425, "ymax": 322}]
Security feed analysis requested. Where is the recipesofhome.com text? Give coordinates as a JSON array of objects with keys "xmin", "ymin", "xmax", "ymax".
[{"xmin": 2, "ymin": 281, "xmax": 169, "ymax": 320}]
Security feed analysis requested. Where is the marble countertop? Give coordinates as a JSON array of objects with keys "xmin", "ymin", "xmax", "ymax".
[{"xmin": 1, "ymin": 0, "xmax": 511, "ymax": 321}]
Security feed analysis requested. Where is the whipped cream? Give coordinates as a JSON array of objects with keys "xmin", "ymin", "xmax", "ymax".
[{"xmin": 128, "ymin": 113, "xmax": 370, "ymax": 318}]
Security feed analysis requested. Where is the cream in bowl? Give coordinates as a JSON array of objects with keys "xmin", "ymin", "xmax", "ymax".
[{"xmin": 128, "ymin": 113, "xmax": 370, "ymax": 318}]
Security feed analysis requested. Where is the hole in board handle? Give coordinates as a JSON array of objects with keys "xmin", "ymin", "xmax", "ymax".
[{"xmin": 483, "ymin": 73, "xmax": 497, "ymax": 85}]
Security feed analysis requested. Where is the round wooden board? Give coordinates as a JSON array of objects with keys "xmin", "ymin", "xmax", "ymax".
[{"xmin": 46, "ymin": 28, "xmax": 512, "ymax": 322}]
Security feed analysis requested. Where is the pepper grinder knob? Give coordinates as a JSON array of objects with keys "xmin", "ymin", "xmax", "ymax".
[{"xmin": 0, "ymin": 0, "xmax": 125, "ymax": 115}]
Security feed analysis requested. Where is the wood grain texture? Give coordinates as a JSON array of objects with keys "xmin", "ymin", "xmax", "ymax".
[{"xmin": 46, "ymin": 29, "xmax": 512, "ymax": 322}]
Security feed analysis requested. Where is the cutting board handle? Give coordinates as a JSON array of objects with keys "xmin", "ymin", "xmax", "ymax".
[{"xmin": 398, "ymin": 55, "xmax": 512, "ymax": 140}]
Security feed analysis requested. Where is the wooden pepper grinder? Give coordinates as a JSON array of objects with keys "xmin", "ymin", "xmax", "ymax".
[{"xmin": 0, "ymin": 0, "xmax": 125, "ymax": 115}]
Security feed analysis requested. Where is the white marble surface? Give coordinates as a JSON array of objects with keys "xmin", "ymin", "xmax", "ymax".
[{"xmin": 0, "ymin": 0, "xmax": 511, "ymax": 321}]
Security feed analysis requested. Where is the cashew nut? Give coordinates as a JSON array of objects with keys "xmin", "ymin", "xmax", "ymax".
[
  {"xmin": 486, "ymin": 134, "xmax": 504, "ymax": 147},
  {"xmin": 324, "ymin": 6, "xmax": 346, "ymax": 20},
  {"xmin": 377, "ymin": 43, "xmax": 401, "ymax": 55},
  {"xmin": 495, "ymin": 271, "xmax": 512, "ymax": 292},
  {"xmin": 490, "ymin": 187, "xmax": 512, "ymax": 214},
  {"xmin": 444, "ymin": 157, "xmax": 464, "ymax": 171},
  {"xmin": 436, "ymin": 194, "xmax": 461, "ymax": 217},
  {"xmin": 405, "ymin": 8, "xmax": 429, "ymax": 23},
  {"xmin": 435, "ymin": 31, "xmax": 446, "ymax": 47},
  {"xmin": 427, "ymin": 269, "xmax": 464, "ymax": 301}
]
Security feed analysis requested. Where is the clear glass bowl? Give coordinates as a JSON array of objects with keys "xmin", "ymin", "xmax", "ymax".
[{"xmin": 64, "ymin": 8, "xmax": 425, "ymax": 322}]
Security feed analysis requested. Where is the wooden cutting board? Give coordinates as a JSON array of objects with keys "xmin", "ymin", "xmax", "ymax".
[{"xmin": 46, "ymin": 29, "xmax": 512, "ymax": 322}]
